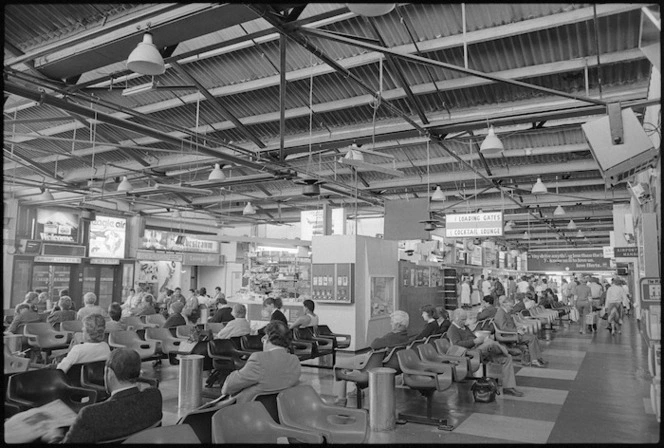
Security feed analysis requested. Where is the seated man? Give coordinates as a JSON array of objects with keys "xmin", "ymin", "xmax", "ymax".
[
  {"xmin": 56, "ymin": 313, "xmax": 111, "ymax": 373},
  {"xmin": 77, "ymin": 292, "xmax": 108, "ymax": 321},
  {"xmin": 163, "ymin": 301, "xmax": 187, "ymax": 329},
  {"xmin": 105, "ymin": 303, "xmax": 127, "ymax": 332},
  {"xmin": 333, "ymin": 310, "xmax": 410, "ymax": 405},
  {"xmin": 215, "ymin": 304, "xmax": 251, "ymax": 339},
  {"xmin": 494, "ymin": 295, "xmax": 547, "ymax": 367},
  {"xmin": 46, "ymin": 296, "xmax": 77, "ymax": 327},
  {"xmin": 7, "ymin": 303, "xmax": 42, "ymax": 334},
  {"xmin": 57, "ymin": 348, "xmax": 163, "ymax": 443},
  {"xmin": 220, "ymin": 321, "xmax": 301, "ymax": 403},
  {"xmin": 447, "ymin": 308, "xmax": 524, "ymax": 397}
]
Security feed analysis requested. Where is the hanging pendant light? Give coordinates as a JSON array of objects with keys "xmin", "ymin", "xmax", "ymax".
[
  {"xmin": 523, "ymin": 230, "xmax": 531, "ymax": 240},
  {"xmin": 173, "ymin": 209, "xmax": 182, "ymax": 219},
  {"xmin": 567, "ymin": 219, "xmax": 577, "ymax": 230},
  {"xmin": 480, "ymin": 126, "xmax": 504, "ymax": 154},
  {"xmin": 553, "ymin": 205, "xmax": 566, "ymax": 216},
  {"xmin": 243, "ymin": 202, "xmax": 256, "ymax": 215},
  {"xmin": 431, "ymin": 186, "xmax": 446, "ymax": 201},
  {"xmin": 504, "ymin": 221, "xmax": 514, "ymax": 232},
  {"xmin": 127, "ymin": 32, "xmax": 165, "ymax": 76},
  {"xmin": 531, "ymin": 177, "xmax": 548, "ymax": 194},
  {"xmin": 117, "ymin": 176, "xmax": 133, "ymax": 192},
  {"xmin": 208, "ymin": 163, "xmax": 225, "ymax": 181},
  {"xmin": 344, "ymin": 146, "xmax": 364, "ymax": 161},
  {"xmin": 38, "ymin": 187, "xmax": 54, "ymax": 201},
  {"xmin": 347, "ymin": 3, "xmax": 395, "ymax": 16},
  {"xmin": 576, "ymin": 229, "xmax": 584, "ymax": 238}
]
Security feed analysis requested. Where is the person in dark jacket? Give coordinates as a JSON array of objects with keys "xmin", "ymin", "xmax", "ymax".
[
  {"xmin": 435, "ymin": 306, "xmax": 451, "ymax": 335},
  {"xmin": 413, "ymin": 304, "xmax": 441, "ymax": 340},
  {"xmin": 163, "ymin": 301, "xmax": 187, "ymax": 329},
  {"xmin": 263, "ymin": 297, "xmax": 288, "ymax": 326},
  {"xmin": 208, "ymin": 296, "xmax": 235, "ymax": 323}
]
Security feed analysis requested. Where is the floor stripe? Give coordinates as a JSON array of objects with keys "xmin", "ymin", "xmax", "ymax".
[
  {"xmin": 453, "ymin": 413, "xmax": 555, "ymax": 444},
  {"xmin": 516, "ymin": 367, "xmax": 578, "ymax": 381},
  {"xmin": 498, "ymin": 386, "xmax": 568, "ymax": 405},
  {"xmin": 542, "ymin": 349, "xmax": 587, "ymax": 358}
]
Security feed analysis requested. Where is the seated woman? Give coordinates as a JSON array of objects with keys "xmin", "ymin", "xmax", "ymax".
[
  {"xmin": 215, "ymin": 304, "xmax": 251, "ymax": 339},
  {"xmin": 46, "ymin": 296, "xmax": 77, "ymax": 327},
  {"xmin": 208, "ymin": 296, "xmax": 234, "ymax": 324},
  {"xmin": 56, "ymin": 313, "xmax": 112, "ymax": 373},
  {"xmin": 7, "ymin": 303, "xmax": 41, "ymax": 334},
  {"xmin": 163, "ymin": 301, "xmax": 187, "ymax": 329},
  {"xmin": 20, "ymin": 291, "xmax": 40, "ymax": 313},
  {"xmin": 131, "ymin": 294, "xmax": 157, "ymax": 317},
  {"xmin": 413, "ymin": 304, "xmax": 441, "ymax": 340},
  {"xmin": 105, "ymin": 303, "xmax": 127, "ymax": 332},
  {"xmin": 220, "ymin": 320, "xmax": 301, "ymax": 403},
  {"xmin": 435, "ymin": 306, "xmax": 451, "ymax": 335},
  {"xmin": 289, "ymin": 299, "xmax": 318, "ymax": 330}
]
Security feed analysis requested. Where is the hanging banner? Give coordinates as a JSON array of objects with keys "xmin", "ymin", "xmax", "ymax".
[
  {"xmin": 527, "ymin": 248, "xmax": 611, "ymax": 271},
  {"xmin": 88, "ymin": 216, "xmax": 126, "ymax": 258},
  {"xmin": 445, "ymin": 212, "xmax": 503, "ymax": 238},
  {"xmin": 141, "ymin": 229, "xmax": 219, "ymax": 253}
]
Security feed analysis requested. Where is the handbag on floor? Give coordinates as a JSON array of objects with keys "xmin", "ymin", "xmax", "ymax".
[
  {"xmin": 471, "ymin": 377, "xmax": 500, "ymax": 403},
  {"xmin": 569, "ymin": 307, "xmax": 579, "ymax": 322},
  {"xmin": 584, "ymin": 312, "xmax": 597, "ymax": 325}
]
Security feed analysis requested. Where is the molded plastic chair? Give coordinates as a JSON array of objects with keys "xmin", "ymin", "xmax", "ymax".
[
  {"xmin": 123, "ymin": 423, "xmax": 200, "ymax": 444},
  {"xmin": 98, "ymin": 420, "xmax": 161, "ymax": 444},
  {"xmin": 425, "ymin": 333, "xmax": 443, "ymax": 344},
  {"xmin": 333, "ymin": 348, "xmax": 388, "ymax": 408},
  {"xmin": 108, "ymin": 330, "xmax": 160, "ymax": 360},
  {"xmin": 406, "ymin": 337, "xmax": 427, "ymax": 352},
  {"xmin": 253, "ymin": 390, "xmax": 282, "ymax": 423},
  {"xmin": 276, "ymin": 384, "xmax": 368, "ymax": 443},
  {"xmin": 121, "ymin": 316, "xmax": 154, "ymax": 331},
  {"xmin": 293, "ymin": 327, "xmax": 335, "ymax": 362},
  {"xmin": 434, "ymin": 338, "xmax": 481, "ymax": 375},
  {"xmin": 240, "ymin": 334, "xmax": 264, "ymax": 352},
  {"xmin": 176, "ymin": 396, "xmax": 237, "ymax": 444},
  {"xmin": 23, "ymin": 322, "xmax": 70, "ymax": 361},
  {"xmin": 145, "ymin": 314, "xmax": 166, "ymax": 327},
  {"xmin": 382, "ymin": 345, "xmax": 408, "ymax": 374},
  {"xmin": 204, "ymin": 322, "xmax": 225, "ymax": 334},
  {"xmin": 145, "ymin": 327, "xmax": 183, "ymax": 355},
  {"xmin": 4, "ymin": 353, "xmax": 30, "ymax": 374},
  {"xmin": 212, "ymin": 401, "xmax": 324, "ymax": 443},
  {"xmin": 396, "ymin": 348, "xmax": 453, "ymax": 426},
  {"xmin": 206, "ymin": 339, "xmax": 251, "ymax": 387},
  {"xmin": 175, "ymin": 325, "xmax": 196, "ymax": 340},
  {"xmin": 417, "ymin": 343, "xmax": 469, "ymax": 381},
  {"xmin": 60, "ymin": 320, "xmax": 84, "ymax": 335},
  {"xmin": 315, "ymin": 324, "xmax": 351, "ymax": 349},
  {"xmin": 6, "ymin": 368, "xmax": 97, "ymax": 413},
  {"xmin": 80, "ymin": 360, "xmax": 159, "ymax": 403}
]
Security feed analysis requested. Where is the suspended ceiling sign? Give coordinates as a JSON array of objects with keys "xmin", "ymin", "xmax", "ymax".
[
  {"xmin": 614, "ymin": 246, "xmax": 639, "ymax": 258},
  {"xmin": 527, "ymin": 248, "xmax": 611, "ymax": 272},
  {"xmin": 141, "ymin": 229, "xmax": 219, "ymax": 253},
  {"xmin": 136, "ymin": 250, "xmax": 183, "ymax": 262},
  {"xmin": 182, "ymin": 253, "xmax": 224, "ymax": 266},
  {"xmin": 445, "ymin": 212, "xmax": 504, "ymax": 238}
]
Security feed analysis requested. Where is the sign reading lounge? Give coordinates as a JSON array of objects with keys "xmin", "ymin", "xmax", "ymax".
[{"xmin": 445, "ymin": 212, "xmax": 504, "ymax": 238}]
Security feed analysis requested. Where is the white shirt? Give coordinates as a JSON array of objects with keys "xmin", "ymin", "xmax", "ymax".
[
  {"xmin": 482, "ymin": 280, "xmax": 492, "ymax": 296},
  {"xmin": 605, "ymin": 285, "xmax": 627, "ymax": 304},
  {"xmin": 216, "ymin": 318, "xmax": 251, "ymax": 339},
  {"xmin": 77, "ymin": 305, "xmax": 108, "ymax": 320},
  {"xmin": 56, "ymin": 341, "xmax": 111, "ymax": 373},
  {"xmin": 517, "ymin": 281, "xmax": 529, "ymax": 294}
]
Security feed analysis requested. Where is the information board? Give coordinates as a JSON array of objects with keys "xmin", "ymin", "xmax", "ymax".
[
  {"xmin": 527, "ymin": 248, "xmax": 611, "ymax": 271},
  {"xmin": 641, "ymin": 277, "xmax": 661, "ymax": 305}
]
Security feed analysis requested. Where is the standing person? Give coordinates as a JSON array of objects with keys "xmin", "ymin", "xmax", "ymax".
[
  {"xmin": 507, "ymin": 276, "xmax": 517, "ymax": 301},
  {"xmin": 517, "ymin": 276, "xmax": 530, "ymax": 295},
  {"xmin": 289, "ymin": 299, "xmax": 319, "ymax": 330},
  {"xmin": 460, "ymin": 277, "xmax": 471, "ymax": 309},
  {"xmin": 574, "ymin": 278, "xmax": 592, "ymax": 334},
  {"xmin": 212, "ymin": 286, "xmax": 224, "ymax": 301},
  {"xmin": 413, "ymin": 304, "xmax": 441, "ymax": 340},
  {"xmin": 568, "ymin": 278, "xmax": 578, "ymax": 307},
  {"xmin": 560, "ymin": 279, "xmax": 570, "ymax": 305},
  {"xmin": 183, "ymin": 288, "xmax": 200, "ymax": 324},
  {"xmin": 77, "ymin": 292, "xmax": 108, "ymax": 320},
  {"xmin": 621, "ymin": 280, "xmax": 632, "ymax": 317},
  {"xmin": 197, "ymin": 287, "xmax": 212, "ymax": 308},
  {"xmin": 606, "ymin": 278, "xmax": 628, "ymax": 335},
  {"xmin": 492, "ymin": 277, "xmax": 505, "ymax": 300},
  {"xmin": 481, "ymin": 275, "xmax": 492, "ymax": 297}
]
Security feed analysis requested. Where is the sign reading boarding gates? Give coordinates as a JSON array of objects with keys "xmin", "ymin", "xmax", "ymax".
[{"xmin": 445, "ymin": 212, "xmax": 503, "ymax": 238}]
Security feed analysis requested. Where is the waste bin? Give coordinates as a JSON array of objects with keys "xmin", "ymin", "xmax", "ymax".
[
  {"xmin": 178, "ymin": 354, "xmax": 204, "ymax": 411},
  {"xmin": 368, "ymin": 367, "xmax": 396, "ymax": 431}
]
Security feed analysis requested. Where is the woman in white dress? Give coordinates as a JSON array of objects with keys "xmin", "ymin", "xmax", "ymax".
[{"xmin": 460, "ymin": 277, "xmax": 471, "ymax": 309}]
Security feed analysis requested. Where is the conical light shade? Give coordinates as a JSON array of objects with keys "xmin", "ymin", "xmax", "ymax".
[
  {"xmin": 504, "ymin": 222, "xmax": 513, "ymax": 232},
  {"xmin": 576, "ymin": 229, "xmax": 584, "ymax": 238},
  {"xmin": 531, "ymin": 177, "xmax": 548, "ymax": 194},
  {"xmin": 480, "ymin": 126, "xmax": 504, "ymax": 154},
  {"xmin": 567, "ymin": 219, "xmax": 577, "ymax": 230},
  {"xmin": 553, "ymin": 205, "xmax": 566, "ymax": 216},
  {"xmin": 347, "ymin": 3, "xmax": 395, "ymax": 16},
  {"xmin": 208, "ymin": 163, "xmax": 225, "ymax": 181},
  {"xmin": 126, "ymin": 32, "xmax": 165, "ymax": 76},
  {"xmin": 38, "ymin": 188, "xmax": 54, "ymax": 201},
  {"xmin": 243, "ymin": 202, "xmax": 256, "ymax": 215},
  {"xmin": 344, "ymin": 148, "xmax": 364, "ymax": 161},
  {"xmin": 117, "ymin": 176, "xmax": 133, "ymax": 192},
  {"xmin": 523, "ymin": 231, "xmax": 531, "ymax": 240},
  {"xmin": 431, "ymin": 186, "xmax": 446, "ymax": 201}
]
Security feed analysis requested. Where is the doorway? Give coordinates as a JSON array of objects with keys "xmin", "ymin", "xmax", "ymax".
[{"xmin": 81, "ymin": 265, "xmax": 120, "ymax": 310}]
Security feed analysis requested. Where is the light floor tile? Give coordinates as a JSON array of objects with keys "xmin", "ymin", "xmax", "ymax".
[
  {"xmin": 552, "ymin": 337, "xmax": 593, "ymax": 344},
  {"xmin": 498, "ymin": 386, "xmax": 568, "ymax": 405},
  {"xmin": 543, "ymin": 349, "xmax": 587, "ymax": 358},
  {"xmin": 453, "ymin": 413, "xmax": 555, "ymax": 444},
  {"xmin": 644, "ymin": 398, "xmax": 655, "ymax": 415},
  {"xmin": 516, "ymin": 367, "xmax": 578, "ymax": 381}
]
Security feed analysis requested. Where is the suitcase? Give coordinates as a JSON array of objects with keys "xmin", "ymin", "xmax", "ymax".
[{"xmin": 585, "ymin": 312, "xmax": 598, "ymax": 325}]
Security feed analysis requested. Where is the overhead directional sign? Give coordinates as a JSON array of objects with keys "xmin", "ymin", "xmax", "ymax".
[{"xmin": 445, "ymin": 212, "xmax": 504, "ymax": 238}]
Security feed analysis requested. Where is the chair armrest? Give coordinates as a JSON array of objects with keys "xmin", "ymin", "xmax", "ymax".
[
  {"xmin": 279, "ymin": 426, "xmax": 325, "ymax": 443},
  {"xmin": 420, "ymin": 360, "xmax": 454, "ymax": 375},
  {"xmin": 65, "ymin": 385, "xmax": 98, "ymax": 404},
  {"xmin": 5, "ymin": 396, "xmax": 34, "ymax": 409}
]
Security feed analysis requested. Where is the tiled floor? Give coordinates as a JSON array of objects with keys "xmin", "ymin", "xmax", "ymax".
[{"xmin": 142, "ymin": 313, "xmax": 660, "ymax": 443}]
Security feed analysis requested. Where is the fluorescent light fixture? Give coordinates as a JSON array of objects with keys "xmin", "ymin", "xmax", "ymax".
[
  {"xmin": 480, "ymin": 126, "xmax": 504, "ymax": 154},
  {"xmin": 122, "ymin": 81, "xmax": 156, "ymax": 96},
  {"xmin": 243, "ymin": 202, "xmax": 256, "ymax": 215},
  {"xmin": 431, "ymin": 186, "xmax": 446, "ymax": 201},
  {"xmin": 531, "ymin": 177, "xmax": 548, "ymax": 194},
  {"xmin": 567, "ymin": 219, "xmax": 577, "ymax": 230},
  {"xmin": 126, "ymin": 32, "xmax": 165, "ymax": 76},
  {"xmin": 153, "ymin": 183, "xmax": 213, "ymax": 195},
  {"xmin": 117, "ymin": 176, "xmax": 133, "ymax": 192},
  {"xmin": 553, "ymin": 205, "xmax": 566, "ymax": 216},
  {"xmin": 208, "ymin": 163, "xmax": 225, "ymax": 181}
]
